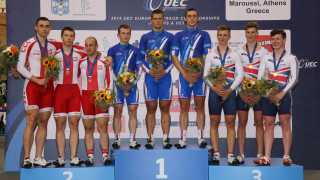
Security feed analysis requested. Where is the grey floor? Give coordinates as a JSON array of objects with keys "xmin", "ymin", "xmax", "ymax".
[{"xmin": 0, "ymin": 136, "xmax": 319, "ymax": 180}]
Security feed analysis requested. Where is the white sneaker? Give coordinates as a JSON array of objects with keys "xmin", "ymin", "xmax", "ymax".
[
  {"xmin": 84, "ymin": 156, "xmax": 94, "ymax": 166},
  {"xmin": 228, "ymin": 155, "xmax": 240, "ymax": 166},
  {"xmin": 163, "ymin": 138, "xmax": 172, "ymax": 149},
  {"xmin": 112, "ymin": 139, "xmax": 121, "ymax": 149},
  {"xmin": 33, "ymin": 157, "xmax": 52, "ymax": 167},
  {"xmin": 283, "ymin": 155, "xmax": 292, "ymax": 166},
  {"xmin": 129, "ymin": 140, "xmax": 141, "ymax": 149},
  {"xmin": 197, "ymin": 139, "xmax": 207, "ymax": 148},
  {"xmin": 237, "ymin": 154, "xmax": 245, "ymax": 164},
  {"xmin": 174, "ymin": 140, "xmax": 187, "ymax": 149},
  {"xmin": 70, "ymin": 156, "xmax": 84, "ymax": 166},
  {"xmin": 145, "ymin": 139, "xmax": 154, "ymax": 149},
  {"xmin": 53, "ymin": 157, "xmax": 65, "ymax": 167},
  {"xmin": 22, "ymin": 158, "xmax": 32, "ymax": 168},
  {"xmin": 211, "ymin": 154, "xmax": 220, "ymax": 165},
  {"xmin": 102, "ymin": 155, "xmax": 111, "ymax": 165}
]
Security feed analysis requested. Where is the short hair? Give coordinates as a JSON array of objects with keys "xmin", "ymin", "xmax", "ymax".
[
  {"xmin": 118, "ymin": 24, "xmax": 131, "ymax": 34},
  {"xmin": 185, "ymin": 8, "xmax": 199, "ymax": 18},
  {"xmin": 244, "ymin": 22, "xmax": 259, "ymax": 31},
  {"xmin": 270, "ymin": 29, "xmax": 286, "ymax": 39},
  {"xmin": 86, "ymin": 37, "xmax": 98, "ymax": 45},
  {"xmin": 61, "ymin": 27, "xmax": 75, "ymax": 36},
  {"xmin": 36, "ymin": 17, "xmax": 50, "ymax": 26},
  {"xmin": 151, "ymin": 9, "xmax": 164, "ymax": 19},
  {"xmin": 217, "ymin": 25, "xmax": 231, "ymax": 33}
]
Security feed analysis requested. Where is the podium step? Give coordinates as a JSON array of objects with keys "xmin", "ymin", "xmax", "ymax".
[
  {"xmin": 114, "ymin": 144, "xmax": 210, "ymax": 180},
  {"xmin": 20, "ymin": 160, "xmax": 114, "ymax": 180},
  {"xmin": 209, "ymin": 158, "xmax": 303, "ymax": 180}
]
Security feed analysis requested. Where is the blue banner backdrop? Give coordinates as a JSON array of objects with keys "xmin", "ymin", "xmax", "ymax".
[{"xmin": 5, "ymin": 0, "xmax": 320, "ymax": 171}]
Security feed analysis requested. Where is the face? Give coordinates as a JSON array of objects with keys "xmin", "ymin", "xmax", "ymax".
[
  {"xmin": 35, "ymin": 20, "xmax": 51, "ymax": 37},
  {"xmin": 271, "ymin": 34, "xmax": 286, "ymax": 50},
  {"xmin": 117, "ymin": 28, "xmax": 131, "ymax": 44},
  {"xmin": 245, "ymin": 27, "xmax": 258, "ymax": 43},
  {"xmin": 61, "ymin": 30, "xmax": 75, "ymax": 47},
  {"xmin": 151, "ymin": 13, "xmax": 165, "ymax": 30},
  {"xmin": 85, "ymin": 38, "xmax": 98, "ymax": 56},
  {"xmin": 184, "ymin": 10, "xmax": 199, "ymax": 28},
  {"xmin": 217, "ymin": 30, "xmax": 231, "ymax": 45}
]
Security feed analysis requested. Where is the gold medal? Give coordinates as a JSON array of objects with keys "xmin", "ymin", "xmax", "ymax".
[
  {"xmin": 88, "ymin": 77, "xmax": 92, "ymax": 82},
  {"xmin": 66, "ymin": 70, "xmax": 70, "ymax": 75},
  {"xmin": 190, "ymin": 48, "xmax": 194, "ymax": 53},
  {"xmin": 274, "ymin": 72, "xmax": 278, "ymax": 77},
  {"xmin": 249, "ymin": 64, "xmax": 253, "ymax": 69}
]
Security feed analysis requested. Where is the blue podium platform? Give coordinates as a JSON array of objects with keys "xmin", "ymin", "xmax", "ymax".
[
  {"xmin": 20, "ymin": 160, "xmax": 114, "ymax": 180},
  {"xmin": 209, "ymin": 158, "xmax": 303, "ymax": 180},
  {"xmin": 114, "ymin": 144, "xmax": 210, "ymax": 180}
]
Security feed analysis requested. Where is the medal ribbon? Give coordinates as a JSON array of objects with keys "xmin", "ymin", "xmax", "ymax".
[
  {"xmin": 61, "ymin": 47, "xmax": 73, "ymax": 71},
  {"xmin": 246, "ymin": 43, "xmax": 258, "ymax": 65},
  {"xmin": 118, "ymin": 44, "xmax": 131, "ymax": 73},
  {"xmin": 87, "ymin": 55, "xmax": 99, "ymax": 77},
  {"xmin": 35, "ymin": 35, "xmax": 48, "ymax": 57},
  {"xmin": 273, "ymin": 49, "xmax": 286, "ymax": 73},
  {"xmin": 217, "ymin": 46, "xmax": 229, "ymax": 67},
  {"xmin": 187, "ymin": 28, "xmax": 199, "ymax": 50},
  {"xmin": 153, "ymin": 30, "xmax": 164, "ymax": 49}
]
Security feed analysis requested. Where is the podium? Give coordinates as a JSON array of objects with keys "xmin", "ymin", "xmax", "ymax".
[
  {"xmin": 114, "ymin": 144, "xmax": 210, "ymax": 180},
  {"xmin": 208, "ymin": 158, "xmax": 303, "ymax": 180}
]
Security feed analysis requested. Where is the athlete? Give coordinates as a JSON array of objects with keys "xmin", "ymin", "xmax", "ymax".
[
  {"xmin": 139, "ymin": 9, "xmax": 174, "ymax": 149},
  {"xmin": 255, "ymin": 29, "xmax": 298, "ymax": 166},
  {"xmin": 80, "ymin": 37, "xmax": 113, "ymax": 166},
  {"xmin": 18, "ymin": 17, "xmax": 60, "ymax": 168},
  {"xmin": 52, "ymin": 27, "xmax": 87, "ymax": 167},
  {"xmin": 203, "ymin": 25, "xmax": 243, "ymax": 165},
  {"xmin": 235, "ymin": 22, "xmax": 269, "ymax": 164},
  {"xmin": 108, "ymin": 25, "xmax": 142, "ymax": 149},
  {"xmin": 171, "ymin": 8, "xmax": 211, "ymax": 149}
]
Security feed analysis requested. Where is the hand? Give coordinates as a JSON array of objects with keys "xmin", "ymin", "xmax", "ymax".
[
  {"xmin": 97, "ymin": 51, "xmax": 102, "ymax": 57},
  {"xmin": 249, "ymin": 95, "xmax": 261, "ymax": 105},
  {"xmin": 36, "ymin": 78, "xmax": 47, "ymax": 86},
  {"xmin": 193, "ymin": 71, "xmax": 203, "ymax": 82},
  {"xmin": 181, "ymin": 71, "xmax": 193, "ymax": 83},
  {"xmin": 149, "ymin": 69, "xmax": 159, "ymax": 78},
  {"xmin": 221, "ymin": 88, "xmax": 232, "ymax": 101},
  {"xmin": 211, "ymin": 86, "xmax": 224, "ymax": 97},
  {"xmin": 123, "ymin": 85, "xmax": 132, "ymax": 91},
  {"xmin": 239, "ymin": 91, "xmax": 251, "ymax": 104},
  {"xmin": 272, "ymin": 91, "xmax": 286, "ymax": 103},
  {"xmin": 155, "ymin": 70, "xmax": 166, "ymax": 81},
  {"xmin": 104, "ymin": 56, "xmax": 113, "ymax": 67}
]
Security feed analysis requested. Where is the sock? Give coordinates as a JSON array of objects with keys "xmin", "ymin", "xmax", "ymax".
[
  {"xmin": 214, "ymin": 151, "xmax": 220, "ymax": 156},
  {"xmin": 34, "ymin": 157, "xmax": 41, "ymax": 161},
  {"xmin": 115, "ymin": 134, "xmax": 120, "ymax": 140},
  {"xmin": 181, "ymin": 130, "xmax": 187, "ymax": 140},
  {"xmin": 148, "ymin": 134, "xmax": 154, "ymax": 140},
  {"xmin": 102, "ymin": 149, "xmax": 109, "ymax": 157},
  {"xmin": 228, "ymin": 152, "xmax": 234, "ymax": 158},
  {"xmin": 257, "ymin": 154, "xmax": 263, "ymax": 158},
  {"xmin": 87, "ymin": 149, "xmax": 94, "ymax": 158},
  {"xmin": 163, "ymin": 134, "xmax": 168, "ymax": 141},
  {"xmin": 130, "ymin": 134, "xmax": 135, "ymax": 142},
  {"xmin": 198, "ymin": 129, "xmax": 204, "ymax": 140}
]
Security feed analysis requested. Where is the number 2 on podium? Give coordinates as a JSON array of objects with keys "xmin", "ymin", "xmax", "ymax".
[{"xmin": 156, "ymin": 158, "xmax": 168, "ymax": 179}]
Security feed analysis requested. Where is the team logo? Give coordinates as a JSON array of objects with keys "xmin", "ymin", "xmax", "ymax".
[
  {"xmin": 52, "ymin": 0, "xmax": 69, "ymax": 16},
  {"xmin": 299, "ymin": 59, "xmax": 318, "ymax": 68},
  {"xmin": 143, "ymin": 0, "xmax": 188, "ymax": 11},
  {"xmin": 98, "ymin": 65, "xmax": 103, "ymax": 70}
]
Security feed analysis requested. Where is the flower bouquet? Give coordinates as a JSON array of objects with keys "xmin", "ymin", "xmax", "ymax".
[
  {"xmin": 183, "ymin": 57, "xmax": 204, "ymax": 87},
  {"xmin": 93, "ymin": 87, "xmax": 116, "ymax": 111},
  {"xmin": 258, "ymin": 74, "xmax": 279, "ymax": 106},
  {"xmin": 146, "ymin": 49, "xmax": 168, "ymax": 82},
  {"xmin": 41, "ymin": 56, "xmax": 61, "ymax": 87},
  {"xmin": 205, "ymin": 65, "xmax": 227, "ymax": 89},
  {"xmin": 0, "ymin": 45, "xmax": 20, "ymax": 78},
  {"xmin": 115, "ymin": 65, "xmax": 137, "ymax": 97}
]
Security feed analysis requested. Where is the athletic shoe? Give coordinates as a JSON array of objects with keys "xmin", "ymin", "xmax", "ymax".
[
  {"xmin": 102, "ymin": 155, "xmax": 111, "ymax": 165},
  {"xmin": 174, "ymin": 140, "xmax": 187, "ymax": 149},
  {"xmin": 283, "ymin": 155, "xmax": 292, "ymax": 166},
  {"xmin": 145, "ymin": 139, "xmax": 154, "ymax": 149},
  {"xmin": 33, "ymin": 157, "xmax": 52, "ymax": 167},
  {"xmin": 84, "ymin": 156, "xmax": 94, "ymax": 166},
  {"xmin": 129, "ymin": 140, "xmax": 141, "ymax": 149},
  {"xmin": 70, "ymin": 156, "xmax": 84, "ymax": 166},
  {"xmin": 112, "ymin": 139, "xmax": 120, "ymax": 149},
  {"xmin": 197, "ymin": 139, "xmax": 207, "ymax": 148},
  {"xmin": 254, "ymin": 156, "xmax": 271, "ymax": 166},
  {"xmin": 237, "ymin": 154, "xmax": 245, "ymax": 164},
  {"xmin": 53, "ymin": 156, "xmax": 65, "ymax": 167},
  {"xmin": 228, "ymin": 155, "xmax": 240, "ymax": 166},
  {"xmin": 163, "ymin": 138, "xmax": 172, "ymax": 149},
  {"xmin": 22, "ymin": 158, "xmax": 32, "ymax": 168},
  {"xmin": 211, "ymin": 154, "xmax": 220, "ymax": 165}
]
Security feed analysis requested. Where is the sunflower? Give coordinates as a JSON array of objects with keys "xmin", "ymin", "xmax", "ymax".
[
  {"xmin": 7, "ymin": 51, "xmax": 14, "ymax": 58},
  {"xmin": 246, "ymin": 82, "xmax": 253, "ymax": 89},
  {"xmin": 99, "ymin": 93, "xmax": 106, "ymax": 99},
  {"xmin": 50, "ymin": 63, "xmax": 56, "ymax": 69},
  {"xmin": 104, "ymin": 94, "xmax": 111, "ymax": 101},
  {"xmin": 42, "ymin": 58, "xmax": 50, "ymax": 66},
  {"xmin": 154, "ymin": 52, "xmax": 163, "ymax": 58}
]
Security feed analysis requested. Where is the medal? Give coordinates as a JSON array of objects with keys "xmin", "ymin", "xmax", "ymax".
[
  {"xmin": 249, "ymin": 64, "xmax": 253, "ymax": 69},
  {"xmin": 88, "ymin": 77, "xmax": 92, "ymax": 82},
  {"xmin": 62, "ymin": 47, "xmax": 73, "ymax": 76},
  {"xmin": 66, "ymin": 70, "xmax": 70, "ymax": 75},
  {"xmin": 274, "ymin": 72, "xmax": 278, "ymax": 77},
  {"xmin": 87, "ymin": 55, "xmax": 98, "ymax": 83},
  {"xmin": 190, "ymin": 48, "xmax": 194, "ymax": 53},
  {"xmin": 246, "ymin": 43, "xmax": 257, "ymax": 70}
]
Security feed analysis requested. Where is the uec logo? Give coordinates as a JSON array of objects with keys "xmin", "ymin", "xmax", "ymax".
[{"xmin": 143, "ymin": 0, "xmax": 188, "ymax": 11}]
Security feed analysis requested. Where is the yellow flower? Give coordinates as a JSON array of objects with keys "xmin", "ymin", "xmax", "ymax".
[
  {"xmin": 42, "ymin": 58, "xmax": 50, "ymax": 66},
  {"xmin": 99, "ymin": 93, "xmax": 105, "ymax": 99},
  {"xmin": 154, "ymin": 52, "xmax": 163, "ymax": 58},
  {"xmin": 246, "ymin": 82, "xmax": 253, "ymax": 89},
  {"xmin": 149, "ymin": 50, "xmax": 155, "ymax": 55},
  {"xmin": 122, "ymin": 76, "xmax": 127, "ymax": 83},
  {"xmin": 8, "ymin": 51, "xmax": 14, "ymax": 58},
  {"xmin": 106, "ymin": 94, "xmax": 111, "ymax": 100}
]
